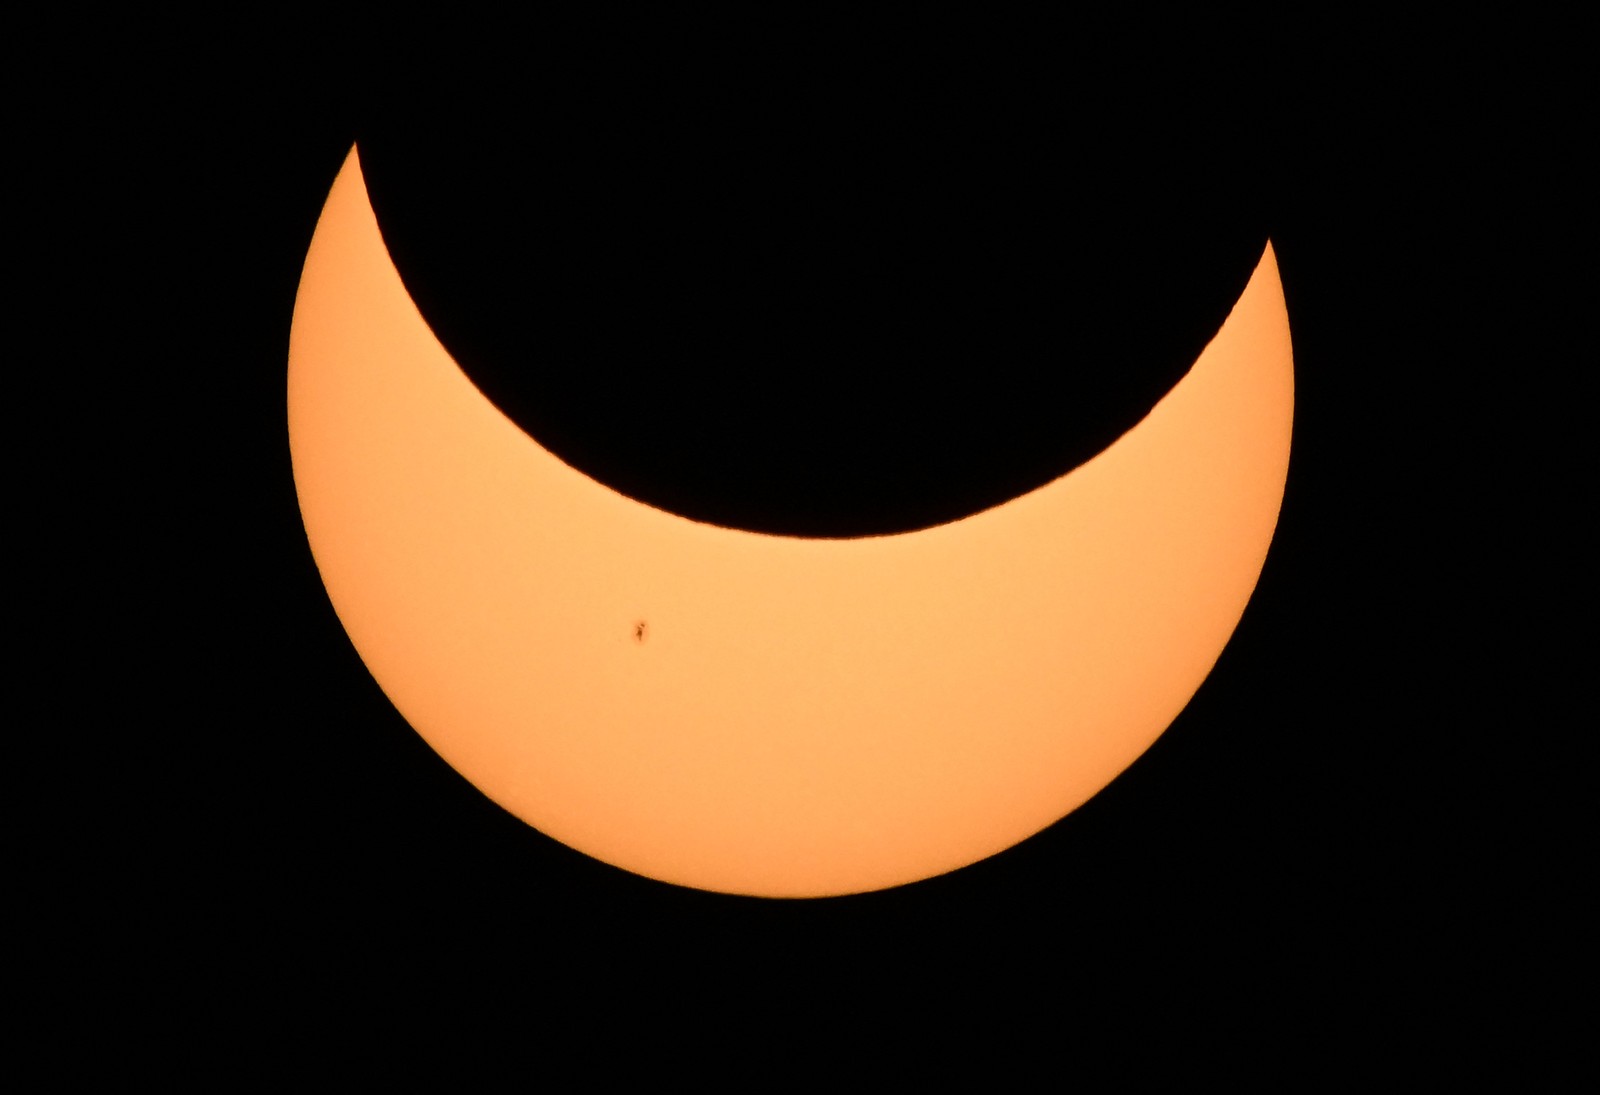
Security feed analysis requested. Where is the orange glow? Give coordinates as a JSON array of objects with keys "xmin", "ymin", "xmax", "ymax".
[{"xmin": 289, "ymin": 148, "xmax": 1294, "ymax": 897}]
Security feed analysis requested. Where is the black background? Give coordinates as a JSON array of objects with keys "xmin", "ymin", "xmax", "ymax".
[{"xmin": 37, "ymin": 14, "xmax": 1577, "ymax": 1054}]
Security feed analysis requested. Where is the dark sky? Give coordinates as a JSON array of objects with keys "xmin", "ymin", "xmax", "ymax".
[{"xmin": 43, "ymin": 17, "xmax": 1573, "ymax": 1042}]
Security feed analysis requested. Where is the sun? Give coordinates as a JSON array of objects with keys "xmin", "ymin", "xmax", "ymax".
[{"xmin": 289, "ymin": 147, "xmax": 1293, "ymax": 896}]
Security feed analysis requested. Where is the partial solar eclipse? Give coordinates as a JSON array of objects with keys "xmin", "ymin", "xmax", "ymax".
[{"xmin": 289, "ymin": 147, "xmax": 1293, "ymax": 897}]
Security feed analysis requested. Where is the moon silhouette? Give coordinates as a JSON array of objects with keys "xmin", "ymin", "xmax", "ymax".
[{"xmin": 288, "ymin": 147, "xmax": 1293, "ymax": 897}]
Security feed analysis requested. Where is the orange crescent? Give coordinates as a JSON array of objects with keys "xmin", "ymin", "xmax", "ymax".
[{"xmin": 289, "ymin": 147, "xmax": 1293, "ymax": 897}]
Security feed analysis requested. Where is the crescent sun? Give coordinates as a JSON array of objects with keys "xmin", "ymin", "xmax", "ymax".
[{"xmin": 289, "ymin": 147, "xmax": 1294, "ymax": 897}]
